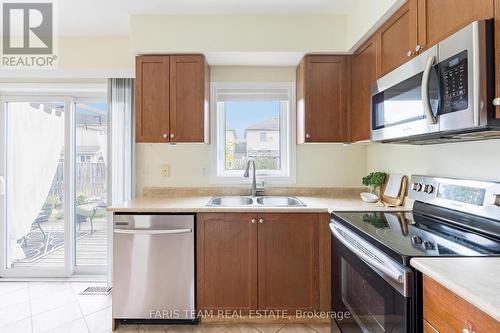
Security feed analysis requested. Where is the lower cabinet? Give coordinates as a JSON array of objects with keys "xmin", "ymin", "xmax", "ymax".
[
  {"xmin": 423, "ymin": 275, "xmax": 500, "ymax": 332},
  {"xmin": 197, "ymin": 213, "xmax": 322, "ymax": 312}
]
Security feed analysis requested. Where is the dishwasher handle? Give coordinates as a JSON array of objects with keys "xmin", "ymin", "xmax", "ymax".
[{"xmin": 114, "ymin": 228, "xmax": 192, "ymax": 235}]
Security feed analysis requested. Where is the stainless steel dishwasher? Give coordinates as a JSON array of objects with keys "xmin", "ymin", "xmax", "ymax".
[{"xmin": 112, "ymin": 214, "xmax": 197, "ymax": 324}]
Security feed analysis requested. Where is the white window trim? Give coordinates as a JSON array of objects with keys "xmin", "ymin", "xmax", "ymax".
[{"xmin": 210, "ymin": 82, "xmax": 296, "ymax": 185}]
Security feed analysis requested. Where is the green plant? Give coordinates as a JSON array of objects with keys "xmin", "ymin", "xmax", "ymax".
[
  {"xmin": 362, "ymin": 172, "xmax": 387, "ymax": 194},
  {"xmin": 76, "ymin": 194, "xmax": 89, "ymax": 206}
]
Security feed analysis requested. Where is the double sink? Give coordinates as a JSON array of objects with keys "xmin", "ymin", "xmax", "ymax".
[{"xmin": 206, "ymin": 196, "xmax": 306, "ymax": 207}]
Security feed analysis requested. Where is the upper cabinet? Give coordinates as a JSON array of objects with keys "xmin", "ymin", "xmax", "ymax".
[
  {"xmin": 136, "ymin": 54, "xmax": 209, "ymax": 143},
  {"xmin": 296, "ymin": 55, "xmax": 350, "ymax": 143},
  {"xmin": 417, "ymin": 0, "xmax": 494, "ymax": 52},
  {"xmin": 350, "ymin": 37, "xmax": 378, "ymax": 142},
  {"xmin": 375, "ymin": 1, "xmax": 418, "ymax": 77},
  {"xmin": 135, "ymin": 56, "xmax": 170, "ymax": 143}
]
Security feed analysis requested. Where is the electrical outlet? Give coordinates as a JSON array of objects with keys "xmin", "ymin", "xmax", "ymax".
[{"xmin": 161, "ymin": 164, "xmax": 170, "ymax": 177}]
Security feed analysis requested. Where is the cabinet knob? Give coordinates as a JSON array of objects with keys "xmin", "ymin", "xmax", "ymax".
[
  {"xmin": 162, "ymin": 134, "xmax": 168, "ymax": 139},
  {"xmin": 258, "ymin": 218, "xmax": 264, "ymax": 224},
  {"xmin": 251, "ymin": 218, "xmax": 256, "ymax": 224},
  {"xmin": 305, "ymin": 133, "xmax": 311, "ymax": 139},
  {"xmin": 170, "ymin": 133, "xmax": 175, "ymax": 139},
  {"xmin": 493, "ymin": 97, "xmax": 500, "ymax": 106},
  {"xmin": 415, "ymin": 44, "xmax": 422, "ymax": 53},
  {"xmin": 407, "ymin": 50, "xmax": 413, "ymax": 57}
]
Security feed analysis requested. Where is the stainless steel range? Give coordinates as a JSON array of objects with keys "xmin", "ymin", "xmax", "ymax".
[{"xmin": 330, "ymin": 175, "xmax": 500, "ymax": 333}]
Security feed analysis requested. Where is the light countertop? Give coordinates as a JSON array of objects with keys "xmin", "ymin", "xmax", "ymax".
[
  {"xmin": 108, "ymin": 195, "xmax": 412, "ymax": 214},
  {"xmin": 411, "ymin": 257, "xmax": 500, "ymax": 322}
]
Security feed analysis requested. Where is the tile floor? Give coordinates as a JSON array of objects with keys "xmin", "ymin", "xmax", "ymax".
[{"xmin": 0, "ymin": 282, "xmax": 340, "ymax": 333}]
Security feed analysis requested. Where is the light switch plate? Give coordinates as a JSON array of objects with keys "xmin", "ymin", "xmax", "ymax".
[{"xmin": 161, "ymin": 164, "xmax": 170, "ymax": 177}]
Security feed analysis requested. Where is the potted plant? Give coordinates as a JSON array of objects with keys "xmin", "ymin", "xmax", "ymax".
[{"xmin": 361, "ymin": 172, "xmax": 387, "ymax": 202}]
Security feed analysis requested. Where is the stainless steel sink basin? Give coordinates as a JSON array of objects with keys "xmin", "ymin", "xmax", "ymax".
[
  {"xmin": 206, "ymin": 196, "xmax": 306, "ymax": 207},
  {"xmin": 255, "ymin": 196, "xmax": 306, "ymax": 207},
  {"xmin": 206, "ymin": 196, "xmax": 254, "ymax": 207}
]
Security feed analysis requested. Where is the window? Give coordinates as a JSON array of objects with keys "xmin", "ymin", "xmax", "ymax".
[{"xmin": 212, "ymin": 82, "xmax": 295, "ymax": 183}]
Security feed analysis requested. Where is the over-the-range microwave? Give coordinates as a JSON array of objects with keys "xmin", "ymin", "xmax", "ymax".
[{"xmin": 370, "ymin": 20, "xmax": 500, "ymax": 144}]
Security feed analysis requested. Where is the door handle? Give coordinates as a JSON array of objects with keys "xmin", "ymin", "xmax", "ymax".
[
  {"xmin": 422, "ymin": 55, "xmax": 438, "ymax": 125},
  {"xmin": 114, "ymin": 228, "xmax": 192, "ymax": 235},
  {"xmin": 493, "ymin": 97, "xmax": 500, "ymax": 106}
]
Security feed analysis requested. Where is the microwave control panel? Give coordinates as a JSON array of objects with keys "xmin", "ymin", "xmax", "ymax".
[{"xmin": 438, "ymin": 50, "xmax": 468, "ymax": 114}]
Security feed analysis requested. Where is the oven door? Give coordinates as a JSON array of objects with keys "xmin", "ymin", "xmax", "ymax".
[
  {"xmin": 330, "ymin": 222, "xmax": 414, "ymax": 333},
  {"xmin": 371, "ymin": 45, "xmax": 440, "ymax": 142}
]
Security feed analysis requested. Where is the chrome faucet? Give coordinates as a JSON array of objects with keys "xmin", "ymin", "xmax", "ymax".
[{"xmin": 244, "ymin": 158, "xmax": 264, "ymax": 196}]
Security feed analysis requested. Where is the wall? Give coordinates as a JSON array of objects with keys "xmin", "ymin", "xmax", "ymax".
[
  {"xmin": 366, "ymin": 140, "xmax": 500, "ymax": 182},
  {"xmin": 135, "ymin": 66, "xmax": 368, "ymax": 194},
  {"xmin": 130, "ymin": 14, "xmax": 349, "ymax": 54},
  {"xmin": 346, "ymin": 0, "xmax": 402, "ymax": 50}
]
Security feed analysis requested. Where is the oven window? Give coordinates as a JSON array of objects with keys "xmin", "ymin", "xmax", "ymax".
[
  {"xmin": 342, "ymin": 258, "xmax": 386, "ymax": 333},
  {"xmin": 372, "ymin": 70, "xmax": 439, "ymax": 130},
  {"xmin": 333, "ymin": 240, "xmax": 411, "ymax": 333}
]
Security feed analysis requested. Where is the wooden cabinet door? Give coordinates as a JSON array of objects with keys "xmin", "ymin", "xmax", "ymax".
[
  {"xmin": 169, "ymin": 55, "xmax": 209, "ymax": 143},
  {"xmin": 297, "ymin": 55, "xmax": 350, "ymax": 143},
  {"xmin": 350, "ymin": 37, "xmax": 377, "ymax": 142},
  {"xmin": 197, "ymin": 213, "xmax": 257, "ymax": 312},
  {"xmin": 135, "ymin": 56, "xmax": 170, "ymax": 142},
  {"xmin": 376, "ymin": 1, "xmax": 418, "ymax": 77},
  {"xmin": 423, "ymin": 320, "xmax": 439, "ymax": 333},
  {"xmin": 417, "ymin": 0, "xmax": 493, "ymax": 50},
  {"xmin": 423, "ymin": 276, "xmax": 500, "ymax": 333},
  {"xmin": 257, "ymin": 213, "xmax": 319, "ymax": 311}
]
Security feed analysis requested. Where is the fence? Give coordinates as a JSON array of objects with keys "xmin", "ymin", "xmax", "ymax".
[{"xmin": 48, "ymin": 162, "xmax": 106, "ymax": 204}]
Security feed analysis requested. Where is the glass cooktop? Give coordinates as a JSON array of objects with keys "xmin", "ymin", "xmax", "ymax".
[{"xmin": 332, "ymin": 211, "xmax": 500, "ymax": 261}]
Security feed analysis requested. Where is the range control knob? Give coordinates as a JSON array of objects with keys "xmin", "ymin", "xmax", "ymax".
[
  {"xmin": 423, "ymin": 240, "xmax": 434, "ymax": 250},
  {"xmin": 411, "ymin": 235, "xmax": 422, "ymax": 245},
  {"xmin": 424, "ymin": 184, "xmax": 434, "ymax": 194},
  {"xmin": 412, "ymin": 183, "xmax": 423, "ymax": 192}
]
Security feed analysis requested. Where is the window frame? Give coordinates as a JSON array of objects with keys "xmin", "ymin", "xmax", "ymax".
[{"xmin": 210, "ymin": 82, "xmax": 296, "ymax": 185}]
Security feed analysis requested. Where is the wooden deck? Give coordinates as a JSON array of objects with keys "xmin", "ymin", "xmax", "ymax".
[{"xmin": 13, "ymin": 218, "xmax": 108, "ymax": 268}]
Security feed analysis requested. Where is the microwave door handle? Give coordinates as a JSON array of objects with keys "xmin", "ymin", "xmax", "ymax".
[{"xmin": 422, "ymin": 55, "xmax": 438, "ymax": 125}]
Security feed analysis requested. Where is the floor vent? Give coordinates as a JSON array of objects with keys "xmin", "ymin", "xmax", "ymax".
[{"xmin": 79, "ymin": 286, "xmax": 112, "ymax": 295}]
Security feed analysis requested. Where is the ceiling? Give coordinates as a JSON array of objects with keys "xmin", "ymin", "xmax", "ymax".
[{"xmin": 58, "ymin": 0, "xmax": 356, "ymax": 36}]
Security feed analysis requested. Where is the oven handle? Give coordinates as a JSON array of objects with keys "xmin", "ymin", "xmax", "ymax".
[
  {"xmin": 422, "ymin": 55, "xmax": 438, "ymax": 125},
  {"xmin": 330, "ymin": 223, "xmax": 403, "ymax": 282},
  {"xmin": 330, "ymin": 221, "xmax": 413, "ymax": 297}
]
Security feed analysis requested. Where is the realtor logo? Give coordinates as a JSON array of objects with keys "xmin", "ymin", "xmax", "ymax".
[{"xmin": 1, "ymin": 1, "xmax": 57, "ymax": 67}]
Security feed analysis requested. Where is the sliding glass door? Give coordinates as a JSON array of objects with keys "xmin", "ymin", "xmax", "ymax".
[
  {"xmin": 0, "ymin": 97, "xmax": 74, "ymax": 277},
  {"xmin": 0, "ymin": 94, "xmax": 109, "ymax": 277},
  {"xmin": 74, "ymin": 99, "xmax": 108, "ymax": 274}
]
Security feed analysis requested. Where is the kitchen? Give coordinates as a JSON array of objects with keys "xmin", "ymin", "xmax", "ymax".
[{"xmin": 1, "ymin": 0, "xmax": 500, "ymax": 333}]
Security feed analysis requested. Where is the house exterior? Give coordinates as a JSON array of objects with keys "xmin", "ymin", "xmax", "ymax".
[{"xmin": 245, "ymin": 117, "xmax": 280, "ymax": 169}]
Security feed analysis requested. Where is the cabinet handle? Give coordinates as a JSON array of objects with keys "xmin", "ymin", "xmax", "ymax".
[
  {"xmin": 305, "ymin": 133, "xmax": 311, "ymax": 139},
  {"xmin": 251, "ymin": 219, "xmax": 256, "ymax": 224},
  {"xmin": 170, "ymin": 133, "xmax": 175, "ymax": 139},
  {"xmin": 258, "ymin": 218, "xmax": 264, "ymax": 224},
  {"xmin": 162, "ymin": 134, "xmax": 168, "ymax": 139},
  {"xmin": 406, "ymin": 50, "xmax": 413, "ymax": 57},
  {"xmin": 493, "ymin": 97, "xmax": 500, "ymax": 106},
  {"xmin": 415, "ymin": 44, "xmax": 422, "ymax": 53}
]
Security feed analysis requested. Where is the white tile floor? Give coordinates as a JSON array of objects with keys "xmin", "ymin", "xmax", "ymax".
[{"xmin": 0, "ymin": 282, "xmax": 340, "ymax": 333}]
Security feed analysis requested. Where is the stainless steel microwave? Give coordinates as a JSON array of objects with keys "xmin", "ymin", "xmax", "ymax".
[{"xmin": 370, "ymin": 20, "xmax": 500, "ymax": 144}]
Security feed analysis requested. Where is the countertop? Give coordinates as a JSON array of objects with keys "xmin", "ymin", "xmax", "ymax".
[
  {"xmin": 107, "ymin": 194, "xmax": 412, "ymax": 213},
  {"xmin": 411, "ymin": 257, "xmax": 500, "ymax": 322}
]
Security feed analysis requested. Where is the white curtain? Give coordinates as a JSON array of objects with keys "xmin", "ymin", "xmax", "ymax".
[
  {"xmin": 6, "ymin": 103, "xmax": 64, "ymax": 265},
  {"xmin": 97, "ymin": 132, "xmax": 107, "ymax": 165}
]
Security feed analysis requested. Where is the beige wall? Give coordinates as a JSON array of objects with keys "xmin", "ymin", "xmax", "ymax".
[
  {"xmin": 346, "ymin": 0, "xmax": 402, "ymax": 50},
  {"xmin": 366, "ymin": 140, "xmax": 500, "ymax": 182},
  {"xmin": 130, "ymin": 14, "xmax": 349, "ymax": 54},
  {"xmin": 135, "ymin": 66, "xmax": 368, "ymax": 194},
  {"xmin": 57, "ymin": 36, "xmax": 134, "ymax": 69}
]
